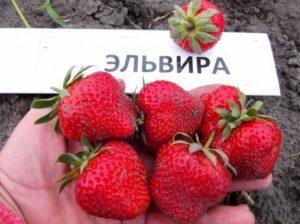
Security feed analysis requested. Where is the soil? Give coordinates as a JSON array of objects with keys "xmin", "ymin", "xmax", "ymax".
[{"xmin": 0, "ymin": 0, "xmax": 299, "ymax": 223}]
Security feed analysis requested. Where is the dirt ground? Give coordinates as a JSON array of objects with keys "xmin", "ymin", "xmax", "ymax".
[{"xmin": 0, "ymin": 0, "xmax": 299, "ymax": 223}]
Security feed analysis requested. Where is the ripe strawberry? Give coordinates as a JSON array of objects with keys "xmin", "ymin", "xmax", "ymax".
[
  {"xmin": 136, "ymin": 80, "xmax": 204, "ymax": 152},
  {"xmin": 150, "ymin": 133, "xmax": 233, "ymax": 223},
  {"xmin": 32, "ymin": 66, "xmax": 137, "ymax": 142},
  {"xmin": 199, "ymin": 85, "xmax": 240, "ymax": 140},
  {"xmin": 212, "ymin": 119, "xmax": 282, "ymax": 179},
  {"xmin": 199, "ymin": 85, "xmax": 282, "ymax": 179},
  {"xmin": 168, "ymin": 0, "xmax": 224, "ymax": 54},
  {"xmin": 57, "ymin": 137, "xmax": 151, "ymax": 220}
]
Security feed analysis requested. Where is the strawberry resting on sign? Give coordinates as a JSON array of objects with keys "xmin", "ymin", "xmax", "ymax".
[{"xmin": 168, "ymin": 0, "xmax": 224, "ymax": 54}]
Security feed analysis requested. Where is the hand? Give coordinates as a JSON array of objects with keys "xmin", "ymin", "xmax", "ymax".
[{"xmin": 0, "ymin": 85, "xmax": 272, "ymax": 224}]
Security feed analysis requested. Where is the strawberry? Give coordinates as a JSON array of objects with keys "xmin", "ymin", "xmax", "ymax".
[
  {"xmin": 136, "ymin": 80, "xmax": 204, "ymax": 152},
  {"xmin": 212, "ymin": 119, "xmax": 282, "ymax": 179},
  {"xmin": 56, "ymin": 137, "xmax": 151, "ymax": 220},
  {"xmin": 150, "ymin": 133, "xmax": 233, "ymax": 223},
  {"xmin": 168, "ymin": 0, "xmax": 224, "ymax": 54},
  {"xmin": 199, "ymin": 85, "xmax": 240, "ymax": 141},
  {"xmin": 199, "ymin": 85, "xmax": 282, "ymax": 179},
  {"xmin": 31, "ymin": 66, "xmax": 137, "ymax": 142}
]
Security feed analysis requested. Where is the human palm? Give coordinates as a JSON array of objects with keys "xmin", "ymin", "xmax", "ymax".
[{"xmin": 0, "ymin": 86, "xmax": 272, "ymax": 224}]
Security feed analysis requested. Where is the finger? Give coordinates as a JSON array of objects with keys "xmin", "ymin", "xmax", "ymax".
[
  {"xmin": 189, "ymin": 84, "xmax": 222, "ymax": 98},
  {"xmin": 145, "ymin": 204, "xmax": 175, "ymax": 224},
  {"xmin": 0, "ymin": 109, "xmax": 66, "ymax": 186},
  {"xmin": 122, "ymin": 212, "xmax": 147, "ymax": 224},
  {"xmin": 197, "ymin": 205, "xmax": 255, "ymax": 224},
  {"xmin": 230, "ymin": 174, "xmax": 272, "ymax": 192}
]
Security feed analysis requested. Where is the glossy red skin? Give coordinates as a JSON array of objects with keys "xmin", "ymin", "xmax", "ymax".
[
  {"xmin": 213, "ymin": 119, "xmax": 282, "ymax": 179},
  {"xmin": 137, "ymin": 81, "xmax": 204, "ymax": 152},
  {"xmin": 75, "ymin": 141, "xmax": 151, "ymax": 220},
  {"xmin": 199, "ymin": 85, "xmax": 240, "ymax": 141},
  {"xmin": 58, "ymin": 72, "xmax": 137, "ymax": 142},
  {"xmin": 151, "ymin": 143, "xmax": 231, "ymax": 223},
  {"xmin": 173, "ymin": 0, "xmax": 224, "ymax": 53}
]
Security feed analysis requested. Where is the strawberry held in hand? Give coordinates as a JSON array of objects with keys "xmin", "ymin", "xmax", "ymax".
[
  {"xmin": 32, "ymin": 67, "xmax": 137, "ymax": 142},
  {"xmin": 57, "ymin": 137, "xmax": 151, "ymax": 220},
  {"xmin": 151, "ymin": 133, "xmax": 234, "ymax": 223},
  {"xmin": 199, "ymin": 85, "xmax": 282, "ymax": 179},
  {"xmin": 137, "ymin": 80, "xmax": 204, "ymax": 152},
  {"xmin": 168, "ymin": 0, "xmax": 224, "ymax": 54}
]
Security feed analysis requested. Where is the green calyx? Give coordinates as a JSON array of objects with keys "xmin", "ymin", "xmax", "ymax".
[
  {"xmin": 55, "ymin": 135, "xmax": 105, "ymax": 192},
  {"xmin": 168, "ymin": 0, "xmax": 220, "ymax": 54},
  {"xmin": 31, "ymin": 66, "xmax": 92, "ymax": 133},
  {"xmin": 215, "ymin": 89, "xmax": 274, "ymax": 141},
  {"xmin": 171, "ymin": 132, "xmax": 237, "ymax": 175}
]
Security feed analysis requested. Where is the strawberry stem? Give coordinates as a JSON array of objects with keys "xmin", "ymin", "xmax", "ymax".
[{"xmin": 204, "ymin": 132, "xmax": 215, "ymax": 149}]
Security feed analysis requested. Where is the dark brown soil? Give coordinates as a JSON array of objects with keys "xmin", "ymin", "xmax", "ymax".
[{"xmin": 0, "ymin": 0, "xmax": 299, "ymax": 223}]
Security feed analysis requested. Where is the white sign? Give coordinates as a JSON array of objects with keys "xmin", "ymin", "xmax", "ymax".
[{"xmin": 0, "ymin": 29, "xmax": 280, "ymax": 95}]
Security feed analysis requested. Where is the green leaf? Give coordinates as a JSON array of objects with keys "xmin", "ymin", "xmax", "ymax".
[
  {"xmin": 174, "ymin": 5, "xmax": 186, "ymax": 19},
  {"xmin": 247, "ymin": 101, "xmax": 263, "ymax": 116},
  {"xmin": 237, "ymin": 88, "xmax": 246, "ymax": 109},
  {"xmin": 218, "ymin": 119, "xmax": 228, "ymax": 128},
  {"xmin": 188, "ymin": 0, "xmax": 200, "ymax": 16},
  {"xmin": 31, "ymin": 96, "xmax": 58, "ymax": 109},
  {"xmin": 69, "ymin": 65, "xmax": 93, "ymax": 86},
  {"xmin": 171, "ymin": 140, "xmax": 192, "ymax": 146},
  {"xmin": 46, "ymin": 4, "xmax": 65, "ymax": 26},
  {"xmin": 55, "ymin": 168, "xmax": 79, "ymax": 193},
  {"xmin": 57, "ymin": 153, "xmax": 81, "ymax": 166},
  {"xmin": 75, "ymin": 150, "xmax": 89, "ymax": 158},
  {"xmin": 189, "ymin": 36, "xmax": 201, "ymax": 53},
  {"xmin": 199, "ymin": 24, "xmax": 219, "ymax": 32},
  {"xmin": 59, "ymin": 89, "xmax": 69, "ymax": 99},
  {"xmin": 189, "ymin": 143, "xmax": 202, "ymax": 154},
  {"xmin": 228, "ymin": 100, "xmax": 240, "ymax": 118},
  {"xmin": 34, "ymin": 108, "xmax": 58, "ymax": 124},
  {"xmin": 81, "ymin": 135, "xmax": 94, "ymax": 152},
  {"xmin": 258, "ymin": 114, "xmax": 275, "ymax": 120},
  {"xmin": 54, "ymin": 119, "xmax": 60, "ymax": 133},
  {"xmin": 195, "ymin": 17, "xmax": 211, "ymax": 26},
  {"xmin": 142, "ymin": 76, "xmax": 146, "ymax": 87},
  {"xmin": 63, "ymin": 66, "xmax": 75, "ymax": 88},
  {"xmin": 247, "ymin": 108, "xmax": 258, "ymax": 117},
  {"xmin": 37, "ymin": 0, "xmax": 49, "ymax": 10},
  {"xmin": 50, "ymin": 86, "xmax": 62, "ymax": 94},
  {"xmin": 195, "ymin": 31, "xmax": 218, "ymax": 43},
  {"xmin": 202, "ymin": 149, "xmax": 217, "ymax": 166},
  {"xmin": 59, "ymin": 179, "xmax": 72, "ymax": 193},
  {"xmin": 172, "ymin": 132, "xmax": 194, "ymax": 143},
  {"xmin": 215, "ymin": 108, "xmax": 230, "ymax": 119},
  {"xmin": 222, "ymin": 124, "xmax": 233, "ymax": 141},
  {"xmin": 175, "ymin": 33, "xmax": 187, "ymax": 44},
  {"xmin": 197, "ymin": 8, "xmax": 218, "ymax": 18},
  {"xmin": 168, "ymin": 17, "xmax": 180, "ymax": 27}
]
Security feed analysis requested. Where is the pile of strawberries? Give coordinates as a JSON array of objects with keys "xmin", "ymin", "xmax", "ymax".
[
  {"xmin": 32, "ymin": 67, "xmax": 282, "ymax": 223},
  {"xmin": 31, "ymin": 0, "xmax": 282, "ymax": 223}
]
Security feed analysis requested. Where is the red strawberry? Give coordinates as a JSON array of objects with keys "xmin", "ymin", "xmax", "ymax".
[
  {"xmin": 168, "ymin": 0, "xmax": 224, "ymax": 54},
  {"xmin": 199, "ymin": 85, "xmax": 282, "ymax": 179},
  {"xmin": 150, "ymin": 133, "xmax": 233, "ymax": 223},
  {"xmin": 199, "ymin": 85, "xmax": 240, "ymax": 140},
  {"xmin": 136, "ymin": 80, "xmax": 204, "ymax": 152},
  {"xmin": 32, "ymin": 66, "xmax": 137, "ymax": 142},
  {"xmin": 57, "ymin": 137, "xmax": 151, "ymax": 220},
  {"xmin": 213, "ymin": 119, "xmax": 282, "ymax": 179}
]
